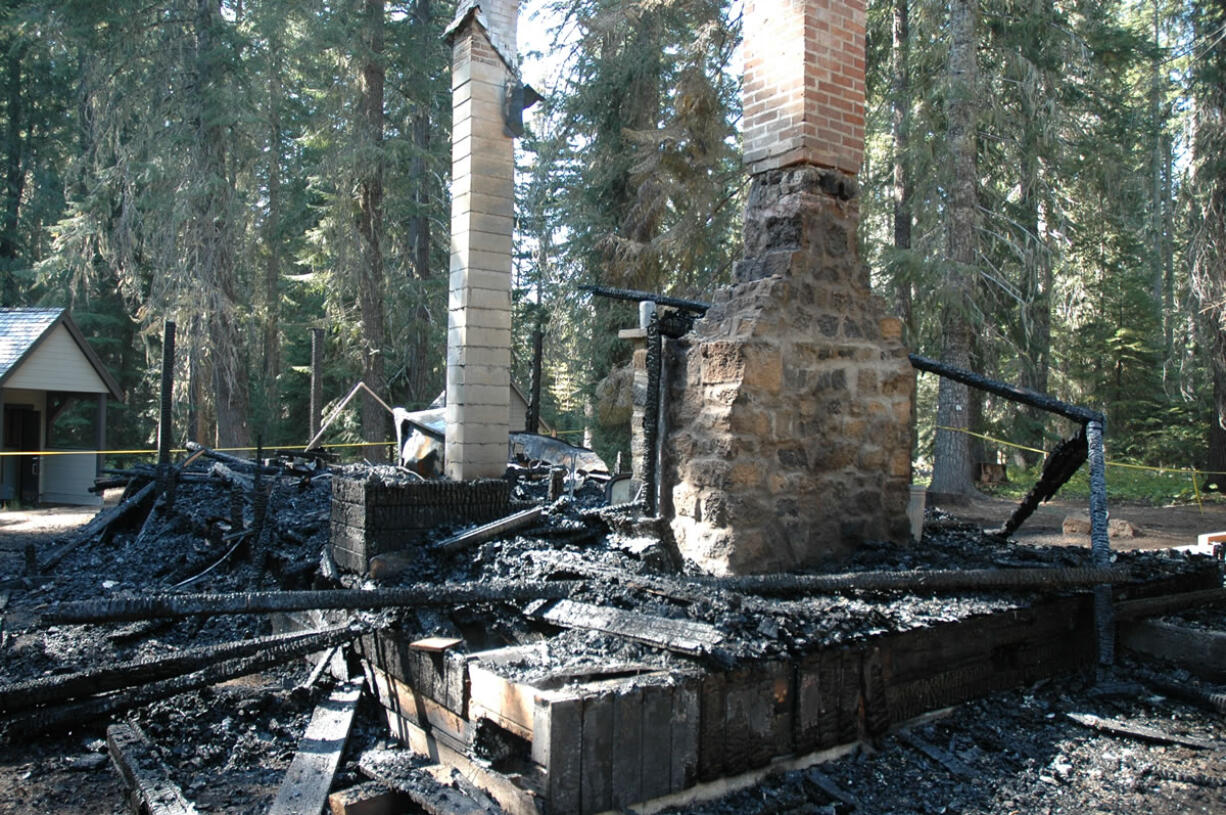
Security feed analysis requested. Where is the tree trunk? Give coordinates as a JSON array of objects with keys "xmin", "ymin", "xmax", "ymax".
[
  {"xmin": 891, "ymin": 0, "xmax": 912, "ymax": 333},
  {"xmin": 1208, "ymin": 328, "xmax": 1226, "ymax": 490},
  {"xmin": 406, "ymin": 0, "xmax": 433, "ymax": 409},
  {"xmin": 1017, "ymin": 57, "xmax": 1051, "ymax": 466},
  {"xmin": 263, "ymin": 36, "xmax": 283, "ymax": 420},
  {"xmin": 929, "ymin": 0, "xmax": 979, "ymax": 499},
  {"xmin": 0, "ymin": 42, "xmax": 26, "ymax": 307},
  {"xmin": 195, "ymin": 0, "xmax": 251, "ymax": 450},
  {"xmin": 357, "ymin": 0, "xmax": 387, "ymax": 448}
]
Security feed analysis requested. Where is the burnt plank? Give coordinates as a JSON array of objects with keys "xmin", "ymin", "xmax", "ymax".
[
  {"xmin": 525, "ymin": 598, "xmax": 723, "ymax": 656},
  {"xmin": 1121, "ymin": 619, "xmax": 1226, "ymax": 682},
  {"xmin": 532, "ymin": 690, "xmax": 583, "ymax": 815},
  {"xmin": 697, "ymin": 671, "xmax": 726, "ymax": 781},
  {"xmin": 610, "ymin": 687, "xmax": 644, "ymax": 809},
  {"xmin": 268, "ymin": 680, "xmax": 363, "ymax": 815},
  {"xmin": 580, "ymin": 692, "xmax": 613, "ymax": 815},
  {"xmin": 364, "ymin": 665, "xmax": 473, "ymax": 746},
  {"xmin": 669, "ymin": 676, "xmax": 700, "ymax": 793},
  {"xmin": 837, "ymin": 649, "xmax": 862, "ymax": 745},
  {"xmin": 816, "ymin": 649, "xmax": 842, "ymax": 749},
  {"xmin": 106, "ymin": 722, "xmax": 198, "ymax": 815},
  {"xmin": 639, "ymin": 683, "xmax": 673, "ymax": 801},
  {"xmin": 763, "ymin": 661, "xmax": 794, "ymax": 761},
  {"xmin": 794, "ymin": 652, "xmax": 822, "ymax": 753}
]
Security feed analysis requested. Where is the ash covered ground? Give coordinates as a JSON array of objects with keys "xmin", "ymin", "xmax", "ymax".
[{"xmin": 0, "ymin": 459, "xmax": 1223, "ymax": 813}]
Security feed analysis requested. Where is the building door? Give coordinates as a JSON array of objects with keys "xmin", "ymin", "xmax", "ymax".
[{"xmin": 5, "ymin": 407, "xmax": 40, "ymax": 504}]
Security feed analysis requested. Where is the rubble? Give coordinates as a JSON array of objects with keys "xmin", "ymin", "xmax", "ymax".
[{"xmin": 0, "ymin": 453, "xmax": 1222, "ymax": 812}]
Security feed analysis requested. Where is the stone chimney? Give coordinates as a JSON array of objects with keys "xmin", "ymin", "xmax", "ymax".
[
  {"xmin": 665, "ymin": 0, "xmax": 913, "ymax": 574},
  {"xmin": 445, "ymin": 1, "xmax": 518, "ymax": 480}
]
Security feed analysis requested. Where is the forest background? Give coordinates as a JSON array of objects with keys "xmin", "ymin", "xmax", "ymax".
[{"xmin": 4, "ymin": 0, "xmax": 1226, "ymax": 502}]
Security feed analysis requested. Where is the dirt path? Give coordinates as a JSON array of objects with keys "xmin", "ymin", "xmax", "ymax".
[{"xmin": 929, "ymin": 494, "xmax": 1226, "ymax": 552}]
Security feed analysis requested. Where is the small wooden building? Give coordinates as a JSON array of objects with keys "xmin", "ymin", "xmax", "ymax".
[{"xmin": 0, "ymin": 308, "xmax": 123, "ymax": 506}]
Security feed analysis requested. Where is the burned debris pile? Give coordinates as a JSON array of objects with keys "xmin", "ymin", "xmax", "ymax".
[{"xmin": 0, "ymin": 453, "xmax": 1223, "ymax": 813}]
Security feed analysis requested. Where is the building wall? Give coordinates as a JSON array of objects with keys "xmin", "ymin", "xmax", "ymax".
[{"xmin": 6, "ymin": 323, "xmax": 110, "ymax": 394}]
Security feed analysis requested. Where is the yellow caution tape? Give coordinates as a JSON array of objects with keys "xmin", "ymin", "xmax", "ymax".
[{"xmin": 0, "ymin": 441, "xmax": 394, "ymax": 457}]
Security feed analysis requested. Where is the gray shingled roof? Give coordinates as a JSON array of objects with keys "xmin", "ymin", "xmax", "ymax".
[{"xmin": 0, "ymin": 307, "xmax": 64, "ymax": 380}]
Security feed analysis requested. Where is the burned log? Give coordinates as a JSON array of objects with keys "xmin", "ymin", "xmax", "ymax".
[
  {"xmin": 438, "ymin": 507, "xmax": 543, "ymax": 554},
  {"xmin": 579, "ymin": 283, "xmax": 712, "ymax": 314},
  {"xmin": 0, "ymin": 627, "xmax": 351, "ymax": 715},
  {"xmin": 1064, "ymin": 711, "xmax": 1223, "ymax": 750},
  {"xmin": 693, "ymin": 566, "xmax": 1132, "ymax": 596},
  {"xmin": 1114, "ymin": 588, "xmax": 1226, "ymax": 621},
  {"xmin": 3, "ymin": 623, "xmax": 368, "ymax": 738},
  {"xmin": 990, "ymin": 427, "xmax": 1088, "ymax": 538},
  {"xmin": 909, "ymin": 354, "xmax": 1103, "ymax": 424},
  {"xmin": 1138, "ymin": 672, "xmax": 1226, "ymax": 715},
  {"xmin": 39, "ymin": 481, "xmax": 158, "ymax": 572},
  {"xmin": 107, "ymin": 722, "xmax": 199, "ymax": 815},
  {"xmin": 40, "ymin": 579, "xmax": 584, "ymax": 624},
  {"xmin": 185, "ymin": 440, "xmax": 278, "ymax": 475}
]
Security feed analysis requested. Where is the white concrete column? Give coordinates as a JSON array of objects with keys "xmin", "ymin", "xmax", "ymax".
[{"xmin": 446, "ymin": 5, "xmax": 517, "ymax": 479}]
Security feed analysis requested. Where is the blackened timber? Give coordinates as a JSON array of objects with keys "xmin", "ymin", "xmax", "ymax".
[
  {"xmin": 268, "ymin": 680, "xmax": 363, "ymax": 815},
  {"xmin": 909, "ymin": 353, "xmax": 1103, "ymax": 424},
  {"xmin": 1115, "ymin": 587, "xmax": 1226, "ymax": 620},
  {"xmin": 39, "ymin": 481, "xmax": 157, "ymax": 571},
  {"xmin": 896, "ymin": 730, "xmax": 981, "ymax": 780},
  {"xmin": 992, "ymin": 427, "xmax": 1088, "ymax": 538},
  {"xmin": 524, "ymin": 598, "xmax": 724, "ymax": 656},
  {"xmin": 107, "ymin": 722, "xmax": 199, "ymax": 815},
  {"xmin": 40, "ymin": 579, "xmax": 583, "ymax": 624},
  {"xmin": 643, "ymin": 310, "xmax": 661, "ymax": 516},
  {"xmin": 3, "ymin": 624, "xmax": 368, "ymax": 738},
  {"xmin": 1138, "ymin": 672, "xmax": 1226, "ymax": 715},
  {"xmin": 693, "ymin": 566, "xmax": 1131, "ymax": 596},
  {"xmin": 579, "ymin": 284, "xmax": 711, "ymax": 314},
  {"xmin": 438, "ymin": 507, "xmax": 543, "ymax": 554},
  {"xmin": 185, "ymin": 441, "xmax": 279, "ymax": 475},
  {"xmin": 358, "ymin": 750, "xmax": 492, "ymax": 815},
  {"xmin": 0, "ymin": 626, "xmax": 352, "ymax": 714},
  {"xmin": 1065, "ymin": 711, "xmax": 1224, "ymax": 750}
]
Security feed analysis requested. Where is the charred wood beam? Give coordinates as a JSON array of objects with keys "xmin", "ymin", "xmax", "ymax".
[
  {"xmin": 439, "ymin": 507, "xmax": 543, "ymax": 554},
  {"xmin": 908, "ymin": 354, "xmax": 1103, "ymax": 424},
  {"xmin": 3, "ymin": 624, "xmax": 369, "ymax": 739},
  {"xmin": 1138, "ymin": 672, "xmax": 1226, "ymax": 715},
  {"xmin": 0, "ymin": 626, "xmax": 347, "ymax": 715},
  {"xmin": 643, "ymin": 309, "xmax": 662, "ymax": 516},
  {"xmin": 38, "ymin": 481, "xmax": 158, "ymax": 572},
  {"xmin": 1086, "ymin": 418, "xmax": 1114, "ymax": 668},
  {"xmin": 39, "ymin": 580, "xmax": 584, "ymax": 624},
  {"xmin": 692, "ymin": 566, "xmax": 1131, "ymax": 595},
  {"xmin": 1115, "ymin": 587, "xmax": 1226, "ymax": 621},
  {"xmin": 579, "ymin": 283, "xmax": 711, "ymax": 314},
  {"xmin": 991, "ymin": 427, "xmax": 1088, "ymax": 538},
  {"xmin": 1065, "ymin": 711, "xmax": 1223, "ymax": 750},
  {"xmin": 107, "ymin": 722, "xmax": 199, "ymax": 815},
  {"xmin": 209, "ymin": 461, "xmax": 254, "ymax": 492},
  {"xmin": 268, "ymin": 680, "xmax": 363, "ymax": 815},
  {"xmin": 186, "ymin": 441, "xmax": 279, "ymax": 475}
]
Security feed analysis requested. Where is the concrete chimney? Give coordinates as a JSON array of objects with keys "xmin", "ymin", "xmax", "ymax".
[{"xmin": 445, "ymin": 1, "xmax": 519, "ymax": 480}]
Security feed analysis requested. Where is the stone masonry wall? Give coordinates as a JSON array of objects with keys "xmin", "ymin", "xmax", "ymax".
[
  {"xmin": 665, "ymin": 167, "xmax": 913, "ymax": 575},
  {"xmin": 742, "ymin": 0, "xmax": 866, "ymax": 176}
]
